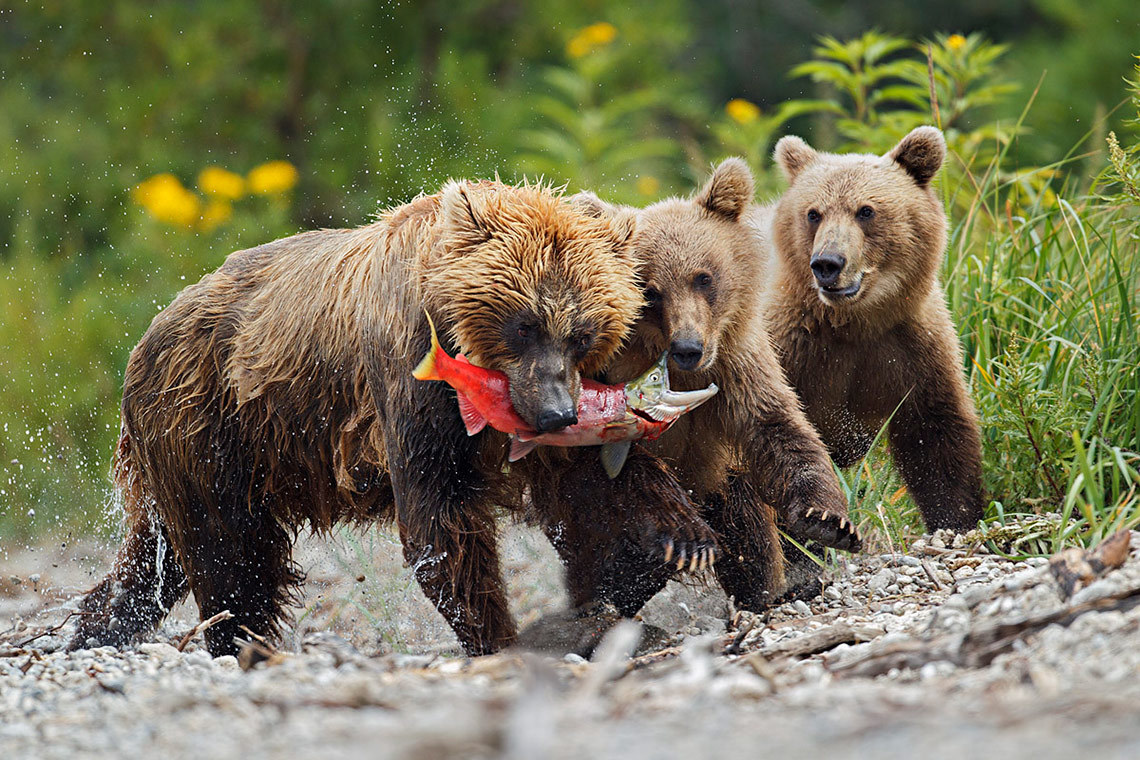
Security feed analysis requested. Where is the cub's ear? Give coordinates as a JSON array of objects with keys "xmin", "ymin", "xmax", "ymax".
[
  {"xmin": 773, "ymin": 135, "xmax": 818, "ymax": 183},
  {"xmin": 439, "ymin": 180, "xmax": 493, "ymax": 244},
  {"xmin": 888, "ymin": 126, "xmax": 945, "ymax": 186},
  {"xmin": 697, "ymin": 157, "xmax": 754, "ymax": 221}
]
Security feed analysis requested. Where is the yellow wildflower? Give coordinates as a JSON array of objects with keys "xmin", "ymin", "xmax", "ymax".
[
  {"xmin": 726, "ymin": 98, "xmax": 761, "ymax": 125},
  {"xmin": 636, "ymin": 175, "xmax": 661, "ymax": 197},
  {"xmin": 947, "ymin": 34, "xmax": 967, "ymax": 52},
  {"xmin": 198, "ymin": 167, "xmax": 245, "ymax": 200},
  {"xmin": 566, "ymin": 22, "xmax": 617, "ymax": 58},
  {"xmin": 198, "ymin": 200, "xmax": 233, "ymax": 232},
  {"xmin": 247, "ymin": 160, "xmax": 299, "ymax": 195},
  {"xmin": 582, "ymin": 22, "xmax": 617, "ymax": 46},
  {"xmin": 132, "ymin": 173, "xmax": 200, "ymax": 227}
]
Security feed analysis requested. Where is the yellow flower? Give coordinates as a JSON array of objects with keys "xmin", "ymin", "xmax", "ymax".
[
  {"xmin": 566, "ymin": 22, "xmax": 617, "ymax": 58},
  {"xmin": 198, "ymin": 167, "xmax": 245, "ymax": 200},
  {"xmin": 131, "ymin": 173, "xmax": 200, "ymax": 228},
  {"xmin": 247, "ymin": 160, "xmax": 299, "ymax": 195},
  {"xmin": 726, "ymin": 98, "xmax": 761, "ymax": 125},
  {"xmin": 636, "ymin": 175, "xmax": 661, "ymax": 197},
  {"xmin": 582, "ymin": 22, "xmax": 617, "ymax": 46},
  {"xmin": 198, "ymin": 200, "xmax": 233, "ymax": 232},
  {"xmin": 567, "ymin": 35, "xmax": 592, "ymax": 58},
  {"xmin": 947, "ymin": 34, "xmax": 967, "ymax": 52}
]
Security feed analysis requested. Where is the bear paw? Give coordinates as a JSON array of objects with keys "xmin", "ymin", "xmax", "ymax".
[
  {"xmin": 655, "ymin": 523, "xmax": 718, "ymax": 572},
  {"xmin": 788, "ymin": 507, "xmax": 862, "ymax": 553}
]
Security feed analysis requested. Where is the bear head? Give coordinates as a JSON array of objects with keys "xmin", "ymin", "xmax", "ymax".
[
  {"xmin": 593, "ymin": 158, "xmax": 757, "ymax": 374},
  {"xmin": 772, "ymin": 127, "xmax": 948, "ymax": 323},
  {"xmin": 426, "ymin": 180, "xmax": 642, "ymax": 433}
]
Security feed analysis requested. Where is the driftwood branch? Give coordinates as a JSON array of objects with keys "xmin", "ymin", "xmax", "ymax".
[
  {"xmin": 829, "ymin": 580, "xmax": 1140, "ymax": 678},
  {"xmin": 175, "ymin": 610, "xmax": 234, "ymax": 652}
]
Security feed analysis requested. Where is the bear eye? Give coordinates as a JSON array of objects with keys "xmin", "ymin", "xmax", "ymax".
[
  {"xmin": 807, "ymin": 209, "xmax": 822, "ymax": 223},
  {"xmin": 856, "ymin": 205, "xmax": 875, "ymax": 220},
  {"xmin": 516, "ymin": 323, "xmax": 535, "ymax": 341},
  {"xmin": 644, "ymin": 287, "xmax": 662, "ymax": 307},
  {"xmin": 693, "ymin": 272, "xmax": 713, "ymax": 290},
  {"xmin": 573, "ymin": 333, "xmax": 593, "ymax": 353}
]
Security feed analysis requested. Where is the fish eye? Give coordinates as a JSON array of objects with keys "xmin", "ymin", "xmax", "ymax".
[
  {"xmin": 807, "ymin": 208, "xmax": 822, "ymax": 224},
  {"xmin": 856, "ymin": 205, "xmax": 875, "ymax": 220}
]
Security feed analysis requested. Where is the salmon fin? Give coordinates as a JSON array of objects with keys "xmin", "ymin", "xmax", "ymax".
[
  {"xmin": 456, "ymin": 392, "xmax": 487, "ymax": 436},
  {"xmin": 600, "ymin": 441, "xmax": 632, "ymax": 479},
  {"xmin": 508, "ymin": 436, "xmax": 539, "ymax": 462},
  {"xmin": 412, "ymin": 311, "xmax": 443, "ymax": 381}
]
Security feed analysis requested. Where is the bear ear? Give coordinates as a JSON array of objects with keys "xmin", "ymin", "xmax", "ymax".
[
  {"xmin": 439, "ymin": 181, "xmax": 493, "ymax": 244},
  {"xmin": 774, "ymin": 135, "xmax": 818, "ymax": 183},
  {"xmin": 888, "ymin": 126, "xmax": 946, "ymax": 186},
  {"xmin": 568, "ymin": 191, "xmax": 612, "ymax": 219},
  {"xmin": 696, "ymin": 157, "xmax": 754, "ymax": 221},
  {"xmin": 569, "ymin": 191, "xmax": 636, "ymax": 246}
]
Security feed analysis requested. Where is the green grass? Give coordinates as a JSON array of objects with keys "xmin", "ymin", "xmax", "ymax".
[{"xmin": 2, "ymin": 39, "xmax": 1138, "ymax": 562}]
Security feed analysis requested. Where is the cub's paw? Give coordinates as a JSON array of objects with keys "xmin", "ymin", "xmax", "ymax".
[
  {"xmin": 648, "ymin": 518, "xmax": 718, "ymax": 572},
  {"xmin": 788, "ymin": 507, "xmax": 862, "ymax": 553}
]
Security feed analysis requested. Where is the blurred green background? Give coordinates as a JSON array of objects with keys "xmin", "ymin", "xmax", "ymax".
[{"xmin": 2, "ymin": 1, "xmax": 1139, "ymax": 552}]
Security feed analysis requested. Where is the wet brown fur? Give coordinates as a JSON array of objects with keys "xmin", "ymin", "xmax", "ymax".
[
  {"xmin": 69, "ymin": 179, "xmax": 647, "ymax": 657},
  {"xmin": 759, "ymin": 127, "xmax": 985, "ymax": 531}
]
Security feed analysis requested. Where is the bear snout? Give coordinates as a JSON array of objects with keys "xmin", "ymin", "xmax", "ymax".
[
  {"xmin": 535, "ymin": 404, "xmax": 578, "ymax": 433},
  {"xmin": 810, "ymin": 251, "xmax": 847, "ymax": 288},
  {"xmin": 670, "ymin": 338, "xmax": 705, "ymax": 372}
]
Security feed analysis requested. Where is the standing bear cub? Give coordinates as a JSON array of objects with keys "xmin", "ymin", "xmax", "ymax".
[
  {"xmin": 548, "ymin": 163, "xmax": 860, "ymax": 616},
  {"xmin": 69, "ymin": 179, "xmax": 709, "ymax": 658},
  {"xmin": 759, "ymin": 126, "xmax": 985, "ymax": 531}
]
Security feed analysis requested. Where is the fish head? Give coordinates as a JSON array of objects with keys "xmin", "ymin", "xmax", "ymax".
[{"xmin": 625, "ymin": 352, "xmax": 718, "ymax": 423}]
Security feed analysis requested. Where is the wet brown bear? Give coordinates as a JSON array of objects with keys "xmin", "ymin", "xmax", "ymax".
[
  {"xmin": 542, "ymin": 163, "xmax": 859, "ymax": 615},
  {"xmin": 760, "ymin": 126, "xmax": 985, "ymax": 531},
  {"xmin": 69, "ymin": 179, "xmax": 713, "ymax": 657}
]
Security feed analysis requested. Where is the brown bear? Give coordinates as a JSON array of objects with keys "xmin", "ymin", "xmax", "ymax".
[
  {"xmin": 68, "ymin": 179, "xmax": 717, "ymax": 658},
  {"xmin": 761, "ymin": 126, "xmax": 985, "ymax": 532},
  {"xmin": 531, "ymin": 163, "xmax": 860, "ymax": 617}
]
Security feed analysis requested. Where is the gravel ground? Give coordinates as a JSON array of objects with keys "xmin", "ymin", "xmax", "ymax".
[{"xmin": 4, "ymin": 525, "xmax": 1140, "ymax": 760}]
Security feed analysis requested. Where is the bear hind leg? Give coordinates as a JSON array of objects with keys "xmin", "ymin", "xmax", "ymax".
[{"xmin": 69, "ymin": 512, "xmax": 189, "ymax": 651}]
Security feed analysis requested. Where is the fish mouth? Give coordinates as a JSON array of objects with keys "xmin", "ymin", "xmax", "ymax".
[
  {"xmin": 637, "ymin": 384, "xmax": 719, "ymax": 421},
  {"xmin": 818, "ymin": 272, "xmax": 864, "ymax": 301}
]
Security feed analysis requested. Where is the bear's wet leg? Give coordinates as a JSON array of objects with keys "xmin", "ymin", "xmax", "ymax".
[
  {"xmin": 703, "ymin": 473, "xmax": 786, "ymax": 612},
  {"xmin": 176, "ymin": 505, "xmax": 302, "ymax": 658},
  {"xmin": 541, "ymin": 450, "xmax": 717, "ymax": 617},
  {"xmin": 889, "ymin": 383, "xmax": 985, "ymax": 532},
  {"xmin": 69, "ymin": 512, "xmax": 188, "ymax": 651},
  {"xmin": 382, "ymin": 380, "xmax": 515, "ymax": 656}
]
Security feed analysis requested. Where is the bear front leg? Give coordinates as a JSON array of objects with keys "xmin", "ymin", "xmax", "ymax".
[
  {"xmin": 382, "ymin": 382, "xmax": 516, "ymax": 656},
  {"xmin": 540, "ymin": 448, "xmax": 718, "ymax": 617},
  {"xmin": 703, "ymin": 471, "xmax": 786, "ymax": 611},
  {"xmin": 723, "ymin": 339, "xmax": 861, "ymax": 552},
  {"xmin": 888, "ymin": 374, "xmax": 985, "ymax": 532},
  {"xmin": 69, "ymin": 510, "xmax": 189, "ymax": 651}
]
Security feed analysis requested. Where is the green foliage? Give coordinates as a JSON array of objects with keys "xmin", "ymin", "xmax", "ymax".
[{"xmin": 2, "ymin": 13, "xmax": 1139, "ymax": 566}]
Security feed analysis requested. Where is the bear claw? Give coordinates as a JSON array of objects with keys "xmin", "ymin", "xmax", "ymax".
[{"xmin": 790, "ymin": 507, "xmax": 862, "ymax": 553}]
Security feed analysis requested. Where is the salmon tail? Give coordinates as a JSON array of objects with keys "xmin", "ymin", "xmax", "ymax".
[{"xmin": 412, "ymin": 310, "xmax": 444, "ymax": 381}]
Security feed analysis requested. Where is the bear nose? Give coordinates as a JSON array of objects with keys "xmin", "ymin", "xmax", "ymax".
[
  {"xmin": 670, "ymin": 339, "xmax": 704, "ymax": 371},
  {"xmin": 535, "ymin": 406, "xmax": 578, "ymax": 433},
  {"xmin": 810, "ymin": 252, "xmax": 847, "ymax": 288}
]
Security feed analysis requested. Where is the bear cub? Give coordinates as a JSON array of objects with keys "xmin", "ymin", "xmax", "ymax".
[{"xmin": 758, "ymin": 126, "xmax": 986, "ymax": 531}]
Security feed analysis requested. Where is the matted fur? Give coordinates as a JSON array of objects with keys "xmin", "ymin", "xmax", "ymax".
[{"xmin": 70, "ymin": 179, "xmax": 643, "ymax": 657}]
